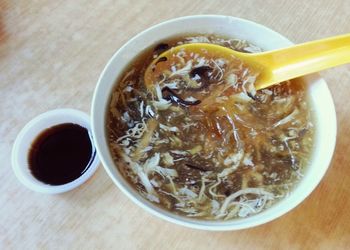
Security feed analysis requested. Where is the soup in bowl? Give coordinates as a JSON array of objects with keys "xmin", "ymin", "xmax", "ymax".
[{"xmin": 91, "ymin": 15, "xmax": 336, "ymax": 230}]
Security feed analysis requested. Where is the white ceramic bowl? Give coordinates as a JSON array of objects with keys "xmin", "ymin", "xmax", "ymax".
[
  {"xmin": 12, "ymin": 109, "xmax": 100, "ymax": 194},
  {"xmin": 91, "ymin": 15, "xmax": 336, "ymax": 230}
]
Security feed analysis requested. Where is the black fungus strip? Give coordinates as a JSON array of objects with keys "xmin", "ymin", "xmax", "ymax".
[
  {"xmin": 152, "ymin": 57, "xmax": 168, "ymax": 72},
  {"xmin": 188, "ymin": 66, "xmax": 213, "ymax": 90},
  {"xmin": 162, "ymin": 87, "xmax": 201, "ymax": 106},
  {"xmin": 155, "ymin": 56, "xmax": 167, "ymax": 65},
  {"xmin": 153, "ymin": 43, "xmax": 170, "ymax": 55},
  {"xmin": 247, "ymin": 92, "xmax": 257, "ymax": 100},
  {"xmin": 189, "ymin": 66, "xmax": 212, "ymax": 79},
  {"xmin": 185, "ymin": 163, "xmax": 210, "ymax": 172}
]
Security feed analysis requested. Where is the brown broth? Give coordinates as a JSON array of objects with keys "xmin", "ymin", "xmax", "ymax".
[{"xmin": 107, "ymin": 35, "xmax": 314, "ymax": 220}]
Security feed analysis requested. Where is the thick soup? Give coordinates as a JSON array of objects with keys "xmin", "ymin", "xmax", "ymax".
[{"xmin": 107, "ymin": 35, "xmax": 314, "ymax": 220}]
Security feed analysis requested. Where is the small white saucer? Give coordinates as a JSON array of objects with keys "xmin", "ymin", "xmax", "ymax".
[{"xmin": 12, "ymin": 109, "xmax": 100, "ymax": 194}]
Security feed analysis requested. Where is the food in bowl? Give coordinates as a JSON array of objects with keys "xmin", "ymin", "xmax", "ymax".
[{"xmin": 106, "ymin": 34, "xmax": 314, "ymax": 220}]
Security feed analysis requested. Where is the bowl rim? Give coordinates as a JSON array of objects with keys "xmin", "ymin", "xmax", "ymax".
[{"xmin": 91, "ymin": 15, "xmax": 337, "ymax": 231}]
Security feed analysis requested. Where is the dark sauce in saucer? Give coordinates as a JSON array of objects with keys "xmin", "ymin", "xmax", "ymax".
[{"xmin": 28, "ymin": 123, "xmax": 95, "ymax": 185}]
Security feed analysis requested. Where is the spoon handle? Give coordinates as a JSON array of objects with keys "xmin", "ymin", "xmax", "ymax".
[{"xmin": 256, "ymin": 34, "xmax": 350, "ymax": 88}]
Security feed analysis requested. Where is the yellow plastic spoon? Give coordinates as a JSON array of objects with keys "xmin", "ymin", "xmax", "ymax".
[{"xmin": 145, "ymin": 34, "xmax": 350, "ymax": 90}]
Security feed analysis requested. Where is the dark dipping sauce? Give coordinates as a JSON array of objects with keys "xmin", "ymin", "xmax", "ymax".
[{"xmin": 28, "ymin": 123, "xmax": 95, "ymax": 185}]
